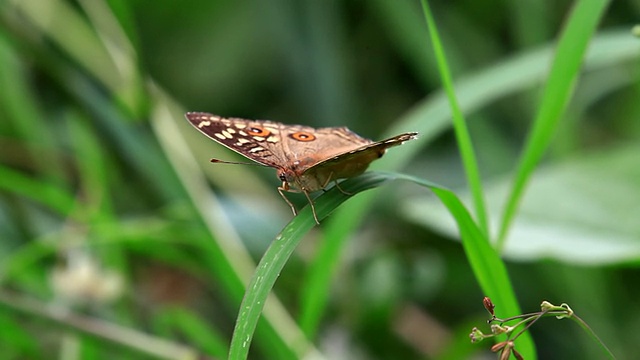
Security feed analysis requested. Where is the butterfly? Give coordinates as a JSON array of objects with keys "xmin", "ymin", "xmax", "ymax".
[{"xmin": 186, "ymin": 112, "xmax": 417, "ymax": 224}]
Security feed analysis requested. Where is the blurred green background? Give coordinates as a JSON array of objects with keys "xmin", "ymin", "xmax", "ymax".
[{"xmin": 0, "ymin": 0, "xmax": 639, "ymax": 359}]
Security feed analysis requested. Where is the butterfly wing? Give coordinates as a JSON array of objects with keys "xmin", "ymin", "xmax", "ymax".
[
  {"xmin": 276, "ymin": 126, "xmax": 373, "ymax": 164},
  {"xmin": 186, "ymin": 112, "xmax": 376, "ymax": 170},
  {"xmin": 187, "ymin": 111, "xmax": 417, "ymax": 192},
  {"xmin": 298, "ymin": 132, "xmax": 418, "ymax": 190},
  {"xmin": 185, "ymin": 112, "xmax": 289, "ymax": 168}
]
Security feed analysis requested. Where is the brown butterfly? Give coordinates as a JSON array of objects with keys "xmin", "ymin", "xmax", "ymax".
[{"xmin": 186, "ymin": 112, "xmax": 417, "ymax": 224}]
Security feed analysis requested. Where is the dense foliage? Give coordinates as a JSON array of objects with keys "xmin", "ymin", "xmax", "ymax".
[{"xmin": 0, "ymin": 1, "xmax": 638, "ymax": 359}]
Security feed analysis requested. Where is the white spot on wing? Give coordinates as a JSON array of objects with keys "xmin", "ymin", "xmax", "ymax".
[
  {"xmin": 221, "ymin": 130, "xmax": 233, "ymax": 139},
  {"xmin": 197, "ymin": 120, "xmax": 211, "ymax": 128},
  {"xmin": 214, "ymin": 133, "xmax": 226, "ymax": 140},
  {"xmin": 249, "ymin": 147, "xmax": 264, "ymax": 152},
  {"xmin": 266, "ymin": 136, "xmax": 279, "ymax": 143}
]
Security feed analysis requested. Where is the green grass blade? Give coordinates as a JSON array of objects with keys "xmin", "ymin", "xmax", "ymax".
[
  {"xmin": 8, "ymin": 0, "xmax": 122, "ymax": 98},
  {"xmin": 154, "ymin": 307, "xmax": 229, "ymax": 358},
  {"xmin": 0, "ymin": 291, "xmax": 199, "ymax": 360},
  {"xmin": 152, "ymin": 95, "xmax": 309, "ymax": 360},
  {"xmin": 66, "ymin": 111, "xmax": 115, "ymax": 222},
  {"xmin": 230, "ymin": 171, "xmax": 534, "ymax": 359},
  {"xmin": 0, "ymin": 165, "xmax": 76, "ymax": 216},
  {"xmin": 0, "ymin": 310, "xmax": 39, "ymax": 358},
  {"xmin": 298, "ymin": 29, "xmax": 638, "ymax": 341},
  {"xmin": 419, "ymin": 0, "xmax": 489, "ymax": 237},
  {"xmin": 8, "ymin": 0, "xmax": 142, "ymax": 113},
  {"xmin": 0, "ymin": 36, "xmax": 66, "ymax": 183},
  {"xmin": 496, "ymin": 0, "xmax": 612, "ymax": 250},
  {"xmin": 228, "ymin": 173, "xmax": 399, "ymax": 360},
  {"xmin": 395, "ymin": 173, "xmax": 535, "ymax": 357},
  {"xmin": 298, "ymin": 193, "xmax": 373, "ymax": 337}
]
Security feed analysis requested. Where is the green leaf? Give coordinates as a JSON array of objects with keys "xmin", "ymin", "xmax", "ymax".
[
  {"xmin": 419, "ymin": 0, "xmax": 489, "ymax": 237},
  {"xmin": 0, "ymin": 165, "xmax": 76, "ymax": 217},
  {"xmin": 298, "ymin": 29, "xmax": 639, "ymax": 342},
  {"xmin": 229, "ymin": 171, "xmax": 523, "ymax": 359},
  {"xmin": 497, "ymin": 0, "xmax": 612, "ymax": 250},
  {"xmin": 154, "ymin": 307, "xmax": 228, "ymax": 358},
  {"xmin": 228, "ymin": 172, "xmax": 396, "ymax": 360},
  {"xmin": 406, "ymin": 144, "xmax": 640, "ymax": 264}
]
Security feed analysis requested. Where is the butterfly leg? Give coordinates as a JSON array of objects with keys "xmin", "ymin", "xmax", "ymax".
[
  {"xmin": 302, "ymin": 189, "xmax": 321, "ymax": 225},
  {"xmin": 322, "ymin": 172, "xmax": 338, "ymax": 192},
  {"xmin": 278, "ymin": 184, "xmax": 298, "ymax": 216},
  {"xmin": 333, "ymin": 180, "xmax": 353, "ymax": 196},
  {"xmin": 279, "ymin": 181, "xmax": 320, "ymax": 224}
]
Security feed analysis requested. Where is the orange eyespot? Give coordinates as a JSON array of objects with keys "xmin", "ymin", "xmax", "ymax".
[
  {"xmin": 248, "ymin": 126, "xmax": 271, "ymax": 137},
  {"xmin": 290, "ymin": 132, "xmax": 316, "ymax": 142}
]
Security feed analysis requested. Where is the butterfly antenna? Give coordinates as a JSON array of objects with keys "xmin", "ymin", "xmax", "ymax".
[{"xmin": 210, "ymin": 158, "xmax": 268, "ymax": 167}]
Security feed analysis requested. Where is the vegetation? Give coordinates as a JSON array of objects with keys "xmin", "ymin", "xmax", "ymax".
[{"xmin": 0, "ymin": 1, "xmax": 637, "ymax": 359}]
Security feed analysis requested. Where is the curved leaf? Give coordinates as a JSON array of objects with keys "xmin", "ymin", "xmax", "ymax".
[{"xmin": 229, "ymin": 171, "xmax": 522, "ymax": 359}]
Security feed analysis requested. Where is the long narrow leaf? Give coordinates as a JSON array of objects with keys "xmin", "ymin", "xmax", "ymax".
[
  {"xmin": 229, "ymin": 171, "xmax": 528, "ymax": 359},
  {"xmin": 0, "ymin": 166, "xmax": 76, "ymax": 216},
  {"xmin": 419, "ymin": 0, "xmax": 489, "ymax": 237},
  {"xmin": 299, "ymin": 27, "xmax": 636, "ymax": 348},
  {"xmin": 152, "ymin": 94, "xmax": 309, "ymax": 359},
  {"xmin": 497, "ymin": 0, "xmax": 611, "ymax": 250},
  {"xmin": 228, "ymin": 173, "xmax": 399, "ymax": 360}
]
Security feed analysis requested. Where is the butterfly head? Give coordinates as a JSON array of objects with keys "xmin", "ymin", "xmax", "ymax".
[
  {"xmin": 277, "ymin": 164, "xmax": 304, "ymax": 191},
  {"xmin": 278, "ymin": 171, "xmax": 292, "ymax": 190},
  {"xmin": 277, "ymin": 156, "xmax": 327, "ymax": 192}
]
